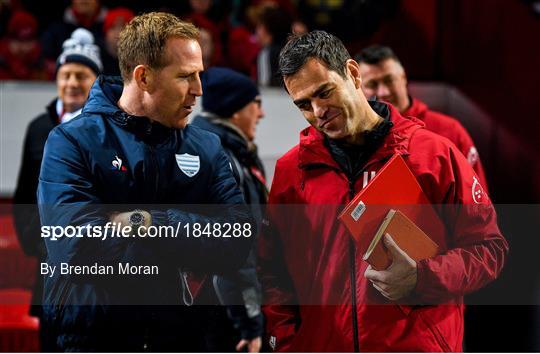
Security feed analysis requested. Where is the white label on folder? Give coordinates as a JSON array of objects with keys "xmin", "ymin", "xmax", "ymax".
[{"xmin": 351, "ymin": 200, "xmax": 366, "ymax": 221}]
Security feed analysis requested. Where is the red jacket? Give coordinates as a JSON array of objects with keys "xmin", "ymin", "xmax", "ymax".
[
  {"xmin": 259, "ymin": 104, "xmax": 508, "ymax": 352},
  {"xmin": 403, "ymin": 98, "xmax": 488, "ymax": 190}
]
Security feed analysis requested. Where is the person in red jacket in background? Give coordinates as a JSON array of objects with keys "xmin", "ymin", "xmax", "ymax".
[
  {"xmin": 258, "ymin": 30, "xmax": 508, "ymax": 352},
  {"xmin": 0, "ymin": 10, "xmax": 49, "ymax": 80},
  {"xmin": 101, "ymin": 7, "xmax": 133, "ymax": 76},
  {"xmin": 356, "ymin": 45, "xmax": 488, "ymax": 189}
]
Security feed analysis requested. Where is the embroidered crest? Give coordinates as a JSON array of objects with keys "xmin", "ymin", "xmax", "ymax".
[
  {"xmin": 175, "ymin": 153, "xmax": 200, "ymax": 177},
  {"xmin": 472, "ymin": 176, "xmax": 487, "ymax": 204}
]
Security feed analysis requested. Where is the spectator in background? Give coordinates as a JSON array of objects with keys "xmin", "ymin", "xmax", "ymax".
[
  {"xmin": 296, "ymin": 0, "xmax": 399, "ymax": 44},
  {"xmin": 13, "ymin": 27, "xmax": 101, "ymax": 351},
  {"xmin": 187, "ymin": 0, "xmax": 213, "ymax": 17},
  {"xmin": 224, "ymin": 21, "xmax": 259, "ymax": 80},
  {"xmin": 0, "ymin": 0, "xmax": 14, "ymax": 38},
  {"xmin": 356, "ymin": 45, "xmax": 488, "ymax": 188},
  {"xmin": 198, "ymin": 26, "xmax": 216, "ymax": 69},
  {"xmin": 191, "ymin": 67, "xmax": 266, "ymax": 353},
  {"xmin": 225, "ymin": 0, "xmax": 303, "ymax": 80},
  {"xmin": 254, "ymin": 3, "xmax": 292, "ymax": 86},
  {"xmin": 41, "ymin": 0, "xmax": 107, "ymax": 75},
  {"xmin": 183, "ymin": 0, "xmax": 227, "ymax": 44},
  {"xmin": 0, "ymin": 10, "xmax": 48, "ymax": 80},
  {"xmin": 187, "ymin": 15, "xmax": 223, "ymax": 69},
  {"xmin": 101, "ymin": 7, "xmax": 133, "ymax": 76}
]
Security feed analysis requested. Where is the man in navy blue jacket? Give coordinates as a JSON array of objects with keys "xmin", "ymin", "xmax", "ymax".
[{"xmin": 37, "ymin": 12, "xmax": 253, "ymax": 351}]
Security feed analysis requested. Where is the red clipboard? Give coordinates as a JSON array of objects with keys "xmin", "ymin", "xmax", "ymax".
[{"xmin": 338, "ymin": 154, "xmax": 445, "ymax": 255}]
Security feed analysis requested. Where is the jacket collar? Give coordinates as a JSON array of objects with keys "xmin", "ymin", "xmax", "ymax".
[
  {"xmin": 192, "ymin": 113, "xmax": 250, "ymax": 151},
  {"xmin": 83, "ymin": 75, "xmax": 174, "ymax": 140},
  {"xmin": 298, "ymin": 102, "xmax": 424, "ymax": 170},
  {"xmin": 402, "ymin": 97, "xmax": 428, "ymax": 120},
  {"xmin": 191, "ymin": 114, "xmax": 260, "ymax": 166},
  {"xmin": 46, "ymin": 98, "xmax": 61, "ymax": 126},
  {"xmin": 83, "ymin": 75, "xmax": 124, "ymax": 116}
]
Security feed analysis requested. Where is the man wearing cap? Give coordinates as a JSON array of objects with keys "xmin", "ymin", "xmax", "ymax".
[
  {"xmin": 13, "ymin": 27, "xmax": 102, "ymax": 351},
  {"xmin": 191, "ymin": 67, "xmax": 266, "ymax": 353}
]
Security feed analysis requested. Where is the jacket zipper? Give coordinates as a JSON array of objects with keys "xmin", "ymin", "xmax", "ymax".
[
  {"xmin": 305, "ymin": 155, "xmax": 395, "ymax": 352},
  {"xmin": 347, "ymin": 177, "xmax": 360, "ymax": 352},
  {"xmin": 148, "ymin": 145, "xmax": 160, "ymax": 201},
  {"xmin": 346, "ymin": 156, "xmax": 392, "ymax": 352}
]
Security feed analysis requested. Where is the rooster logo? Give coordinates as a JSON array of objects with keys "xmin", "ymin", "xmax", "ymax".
[{"xmin": 111, "ymin": 155, "xmax": 127, "ymax": 171}]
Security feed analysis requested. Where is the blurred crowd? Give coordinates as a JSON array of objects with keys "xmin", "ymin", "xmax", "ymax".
[
  {"xmin": 0, "ymin": 0, "xmax": 400, "ymax": 84},
  {"xmin": 2, "ymin": 1, "xmax": 540, "ymax": 352}
]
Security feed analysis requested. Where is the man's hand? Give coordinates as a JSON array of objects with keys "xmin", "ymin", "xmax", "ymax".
[
  {"xmin": 236, "ymin": 336, "xmax": 262, "ymax": 353},
  {"xmin": 364, "ymin": 233, "xmax": 417, "ymax": 301}
]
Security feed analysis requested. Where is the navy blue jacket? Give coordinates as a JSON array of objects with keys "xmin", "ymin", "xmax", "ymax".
[{"xmin": 37, "ymin": 76, "xmax": 254, "ymax": 351}]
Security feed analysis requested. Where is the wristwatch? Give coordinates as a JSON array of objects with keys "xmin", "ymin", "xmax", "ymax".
[{"xmin": 129, "ymin": 210, "xmax": 145, "ymax": 231}]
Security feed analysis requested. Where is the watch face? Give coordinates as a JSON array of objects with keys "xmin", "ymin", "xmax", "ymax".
[{"xmin": 129, "ymin": 212, "xmax": 144, "ymax": 225}]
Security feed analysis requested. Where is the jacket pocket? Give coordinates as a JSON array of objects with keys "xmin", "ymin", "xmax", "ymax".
[{"xmin": 417, "ymin": 311, "xmax": 453, "ymax": 352}]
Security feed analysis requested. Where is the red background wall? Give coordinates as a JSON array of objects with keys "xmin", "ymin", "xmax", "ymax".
[{"xmin": 399, "ymin": 0, "xmax": 540, "ymax": 152}]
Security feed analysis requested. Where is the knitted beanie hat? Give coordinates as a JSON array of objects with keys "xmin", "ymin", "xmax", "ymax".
[
  {"xmin": 201, "ymin": 67, "xmax": 260, "ymax": 118},
  {"xmin": 56, "ymin": 28, "xmax": 103, "ymax": 75}
]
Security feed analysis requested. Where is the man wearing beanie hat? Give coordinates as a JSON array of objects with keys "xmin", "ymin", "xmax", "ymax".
[
  {"xmin": 191, "ymin": 67, "xmax": 266, "ymax": 352},
  {"xmin": 13, "ymin": 27, "xmax": 101, "ymax": 351},
  {"xmin": 198, "ymin": 66, "xmax": 265, "ymax": 141}
]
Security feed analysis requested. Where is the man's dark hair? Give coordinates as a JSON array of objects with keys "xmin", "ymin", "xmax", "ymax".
[
  {"xmin": 279, "ymin": 30, "xmax": 351, "ymax": 79},
  {"xmin": 355, "ymin": 45, "xmax": 401, "ymax": 65}
]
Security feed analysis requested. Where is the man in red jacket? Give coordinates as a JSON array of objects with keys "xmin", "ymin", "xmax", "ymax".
[
  {"xmin": 355, "ymin": 45, "xmax": 488, "ymax": 189},
  {"xmin": 258, "ymin": 30, "xmax": 508, "ymax": 352}
]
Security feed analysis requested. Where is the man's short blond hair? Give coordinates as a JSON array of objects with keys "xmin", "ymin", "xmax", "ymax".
[{"xmin": 118, "ymin": 12, "xmax": 199, "ymax": 81}]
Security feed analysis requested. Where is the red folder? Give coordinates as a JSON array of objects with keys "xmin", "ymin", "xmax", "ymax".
[{"xmin": 338, "ymin": 154, "xmax": 445, "ymax": 255}]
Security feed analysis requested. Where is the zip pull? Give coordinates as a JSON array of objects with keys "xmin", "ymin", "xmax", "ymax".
[{"xmin": 179, "ymin": 270, "xmax": 194, "ymax": 306}]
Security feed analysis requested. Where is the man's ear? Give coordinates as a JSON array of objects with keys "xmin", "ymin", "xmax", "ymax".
[
  {"xmin": 229, "ymin": 111, "xmax": 239, "ymax": 124},
  {"xmin": 346, "ymin": 59, "xmax": 362, "ymax": 89},
  {"xmin": 133, "ymin": 65, "xmax": 154, "ymax": 92}
]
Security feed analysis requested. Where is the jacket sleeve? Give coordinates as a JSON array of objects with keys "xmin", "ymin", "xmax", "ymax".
[
  {"xmin": 258, "ymin": 162, "xmax": 300, "ymax": 352},
  {"xmin": 414, "ymin": 145, "xmax": 508, "ymax": 302},
  {"xmin": 213, "ymin": 262, "xmax": 264, "ymax": 340},
  {"xmin": 452, "ymin": 120, "xmax": 490, "ymax": 193},
  {"xmin": 38, "ymin": 127, "xmax": 119, "ymax": 267},
  {"xmin": 149, "ymin": 146, "xmax": 255, "ymax": 273},
  {"xmin": 38, "ymin": 127, "xmax": 253, "ymax": 273}
]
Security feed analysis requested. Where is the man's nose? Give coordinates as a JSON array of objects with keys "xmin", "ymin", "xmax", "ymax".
[
  {"xmin": 313, "ymin": 101, "xmax": 327, "ymax": 119},
  {"xmin": 376, "ymin": 84, "xmax": 391, "ymax": 98},
  {"xmin": 66, "ymin": 74, "xmax": 79, "ymax": 86},
  {"xmin": 190, "ymin": 74, "xmax": 203, "ymax": 96}
]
